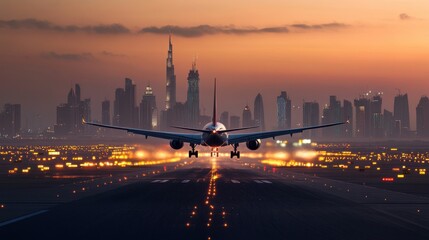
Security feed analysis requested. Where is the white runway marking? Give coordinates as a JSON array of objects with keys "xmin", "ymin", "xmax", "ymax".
[
  {"xmin": 151, "ymin": 180, "xmax": 161, "ymax": 183},
  {"xmin": 159, "ymin": 180, "xmax": 169, "ymax": 183},
  {"xmin": 0, "ymin": 210, "xmax": 48, "ymax": 228},
  {"xmin": 261, "ymin": 180, "xmax": 272, "ymax": 184},
  {"xmin": 231, "ymin": 180, "xmax": 240, "ymax": 184},
  {"xmin": 182, "ymin": 180, "xmax": 190, "ymax": 183},
  {"xmin": 254, "ymin": 180, "xmax": 263, "ymax": 183}
]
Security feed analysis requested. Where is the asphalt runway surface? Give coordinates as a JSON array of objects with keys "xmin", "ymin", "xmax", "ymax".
[{"xmin": 1, "ymin": 158, "xmax": 429, "ymax": 240}]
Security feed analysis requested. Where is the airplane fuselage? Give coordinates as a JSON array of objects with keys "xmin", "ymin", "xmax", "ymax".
[{"xmin": 201, "ymin": 122, "xmax": 228, "ymax": 147}]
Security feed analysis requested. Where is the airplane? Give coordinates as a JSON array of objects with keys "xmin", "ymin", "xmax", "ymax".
[{"xmin": 84, "ymin": 79, "xmax": 346, "ymax": 158}]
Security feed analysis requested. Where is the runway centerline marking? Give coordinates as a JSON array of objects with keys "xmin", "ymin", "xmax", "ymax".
[
  {"xmin": 182, "ymin": 180, "xmax": 190, "ymax": 183},
  {"xmin": 261, "ymin": 180, "xmax": 272, "ymax": 184},
  {"xmin": 254, "ymin": 180, "xmax": 263, "ymax": 183},
  {"xmin": 159, "ymin": 180, "xmax": 169, "ymax": 183},
  {"xmin": 0, "ymin": 210, "xmax": 48, "ymax": 228},
  {"xmin": 231, "ymin": 180, "xmax": 240, "ymax": 184},
  {"xmin": 151, "ymin": 180, "xmax": 161, "ymax": 183}
]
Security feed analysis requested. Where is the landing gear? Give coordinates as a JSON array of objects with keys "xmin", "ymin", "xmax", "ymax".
[
  {"xmin": 211, "ymin": 147, "xmax": 219, "ymax": 157},
  {"xmin": 230, "ymin": 143, "xmax": 240, "ymax": 159},
  {"xmin": 189, "ymin": 143, "xmax": 198, "ymax": 158}
]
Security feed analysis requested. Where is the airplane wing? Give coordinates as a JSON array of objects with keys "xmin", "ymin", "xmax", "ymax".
[
  {"xmin": 228, "ymin": 122, "xmax": 346, "ymax": 145},
  {"xmin": 84, "ymin": 121, "xmax": 202, "ymax": 144}
]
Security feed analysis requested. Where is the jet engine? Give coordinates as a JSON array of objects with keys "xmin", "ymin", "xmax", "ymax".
[
  {"xmin": 246, "ymin": 139, "xmax": 261, "ymax": 150},
  {"xmin": 169, "ymin": 140, "xmax": 184, "ymax": 150}
]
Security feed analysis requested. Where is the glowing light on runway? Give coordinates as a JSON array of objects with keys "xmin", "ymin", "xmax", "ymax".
[{"xmin": 294, "ymin": 150, "xmax": 318, "ymax": 160}]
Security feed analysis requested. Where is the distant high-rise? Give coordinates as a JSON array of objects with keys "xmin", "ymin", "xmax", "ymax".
[
  {"xmin": 230, "ymin": 115, "xmax": 240, "ymax": 129},
  {"xmin": 416, "ymin": 96, "xmax": 429, "ymax": 137},
  {"xmin": 242, "ymin": 105, "xmax": 253, "ymax": 127},
  {"xmin": 322, "ymin": 96, "xmax": 341, "ymax": 137},
  {"xmin": 0, "ymin": 104, "xmax": 21, "ymax": 137},
  {"xmin": 186, "ymin": 60, "xmax": 200, "ymax": 127},
  {"xmin": 113, "ymin": 78, "xmax": 138, "ymax": 127},
  {"xmin": 140, "ymin": 85, "xmax": 157, "ymax": 130},
  {"xmin": 354, "ymin": 97, "xmax": 371, "ymax": 137},
  {"xmin": 342, "ymin": 100, "xmax": 353, "ymax": 137},
  {"xmin": 394, "ymin": 93, "xmax": 410, "ymax": 136},
  {"xmin": 101, "ymin": 100, "xmax": 110, "ymax": 125},
  {"xmin": 383, "ymin": 109, "xmax": 394, "ymax": 137},
  {"xmin": 220, "ymin": 111, "xmax": 229, "ymax": 128},
  {"xmin": 277, "ymin": 91, "xmax": 291, "ymax": 129},
  {"xmin": 303, "ymin": 101, "xmax": 319, "ymax": 138},
  {"xmin": 55, "ymin": 84, "xmax": 90, "ymax": 135},
  {"xmin": 371, "ymin": 95, "xmax": 383, "ymax": 138},
  {"xmin": 165, "ymin": 35, "xmax": 176, "ymax": 110},
  {"xmin": 254, "ymin": 93, "xmax": 265, "ymax": 131}
]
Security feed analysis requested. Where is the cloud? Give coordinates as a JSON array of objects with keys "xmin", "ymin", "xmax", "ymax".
[
  {"xmin": 399, "ymin": 13, "xmax": 412, "ymax": 20},
  {"xmin": 290, "ymin": 23, "xmax": 348, "ymax": 30},
  {"xmin": 41, "ymin": 52, "xmax": 94, "ymax": 61},
  {"xmin": 0, "ymin": 18, "xmax": 130, "ymax": 34},
  {"xmin": 140, "ymin": 23, "xmax": 348, "ymax": 37},
  {"xmin": 100, "ymin": 51, "xmax": 127, "ymax": 57}
]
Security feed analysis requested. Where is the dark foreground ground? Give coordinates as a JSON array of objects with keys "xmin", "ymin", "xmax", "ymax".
[{"xmin": 1, "ymin": 158, "xmax": 429, "ymax": 240}]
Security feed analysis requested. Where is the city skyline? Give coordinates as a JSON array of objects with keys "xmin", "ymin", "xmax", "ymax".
[{"xmin": 1, "ymin": 1, "xmax": 429, "ymax": 131}]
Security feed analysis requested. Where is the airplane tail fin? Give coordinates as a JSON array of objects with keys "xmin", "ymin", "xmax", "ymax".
[{"xmin": 212, "ymin": 78, "xmax": 217, "ymax": 126}]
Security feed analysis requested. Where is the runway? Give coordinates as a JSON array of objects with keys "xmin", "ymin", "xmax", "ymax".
[{"xmin": 1, "ymin": 158, "xmax": 429, "ymax": 240}]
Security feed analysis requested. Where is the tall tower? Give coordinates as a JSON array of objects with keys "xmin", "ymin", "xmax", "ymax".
[
  {"xmin": 242, "ymin": 105, "xmax": 253, "ymax": 128},
  {"xmin": 140, "ymin": 85, "xmax": 157, "ymax": 130},
  {"xmin": 254, "ymin": 93, "xmax": 265, "ymax": 131},
  {"xmin": 165, "ymin": 34, "xmax": 176, "ymax": 110},
  {"xmin": 277, "ymin": 91, "xmax": 291, "ymax": 129},
  {"xmin": 416, "ymin": 96, "xmax": 429, "ymax": 137},
  {"xmin": 303, "ymin": 101, "xmax": 319, "ymax": 138},
  {"xmin": 186, "ymin": 59, "xmax": 200, "ymax": 127},
  {"xmin": 101, "ymin": 100, "xmax": 110, "ymax": 125},
  {"xmin": 394, "ymin": 93, "xmax": 410, "ymax": 136}
]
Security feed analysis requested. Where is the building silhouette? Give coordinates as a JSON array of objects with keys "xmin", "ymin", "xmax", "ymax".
[
  {"xmin": 277, "ymin": 91, "xmax": 291, "ymax": 129},
  {"xmin": 242, "ymin": 105, "xmax": 253, "ymax": 128},
  {"xmin": 186, "ymin": 60, "xmax": 200, "ymax": 127},
  {"xmin": 139, "ymin": 85, "xmax": 157, "ymax": 130},
  {"xmin": 113, "ymin": 78, "xmax": 138, "ymax": 128},
  {"xmin": 101, "ymin": 100, "xmax": 110, "ymax": 125},
  {"xmin": 394, "ymin": 93, "xmax": 410, "ymax": 137},
  {"xmin": 322, "ymin": 96, "xmax": 341, "ymax": 138},
  {"xmin": 230, "ymin": 115, "xmax": 240, "ymax": 129},
  {"xmin": 303, "ymin": 101, "xmax": 319, "ymax": 138},
  {"xmin": 254, "ymin": 93, "xmax": 265, "ymax": 131},
  {"xmin": 342, "ymin": 100, "xmax": 353, "ymax": 137},
  {"xmin": 354, "ymin": 97, "xmax": 371, "ymax": 138},
  {"xmin": 383, "ymin": 109, "xmax": 394, "ymax": 137},
  {"xmin": 55, "ymin": 84, "xmax": 91, "ymax": 135},
  {"xmin": 165, "ymin": 35, "xmax": 176, "ymax": 110},
  {"xmin": 416, "ymin": 96, "xmax": 429, "ymax": 137},
  {"xmin": 0, "ymin": 103, "xmax": 21, "ymax": 137},
  {"xmin": 371, "ymin": 95, "xmax": 383, "ymax": 138},
  {"xmin": 220, "ymin": 111, "xmax": 229, "ymax": 128}
]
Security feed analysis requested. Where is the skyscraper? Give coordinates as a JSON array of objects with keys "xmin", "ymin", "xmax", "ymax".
[
  {"xmin": 303, "ymin": 101, "xmax": 319, "ymax": 138},
  {"xmin": 277, "ymin": 91, "xmax": 291, "ymax": 129},
  {"xmin": 322, "ymin": 96, "xmax": 341, "ymax": 137},
  {"xmin": 394, "ymin": 93, "xmax": 410, "ymax": 137},
  {"xmin": 230, "ymin": 115, "xmax": 240, "ymax": 129},
  {"xmin": 242, "ymin": 105, "xmax": 253, "ymax": 128},
  {"xmin": 140, "ymin": 85, "xmax": 157, "ymax": 130},
  {"xmin": 371, "ymin": 95, "xmax": 383, "ymax": 138},
  {"xmin": 254, "ymin": 93, "xmax": 265, "ymax": 131},
  {"xmin": 186, "ymin": 60, "xmax": 200, "ymax": 127},
  {"xmin": 416, "ymin": 96, "xmax": 429, "ymax": 137},
  {"xmin": 101, "ymin": 100, "xmax": 110, "ymax": 125},
  {"xmin": 0, "ymin": 103, "xmax": 21, "ymax": 137},
  {"xmin": 342, "ymin": 100, "xmax": 353, "ymax": 137},
  {"xmin": 220, "ymin": 111, "xmax": 229, "ymax": 128},
  {"xmin": 383, "ymin": 109, "xmax": 394, "ymax": 137},
  {"xmin": 354, "ymin": 97, "xmax": 371, "ymax": 137},
  {"xmin": 113, "ymin": 78, "xmax": 138, "ymax": 127},
  {"xmin": 165, "ymin": 35, "xmax": 176, "ymax": 110}
]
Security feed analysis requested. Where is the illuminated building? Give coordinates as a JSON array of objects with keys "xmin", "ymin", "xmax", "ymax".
[
  {"xmin": 101, "ymin": 100, "xmax": 110, "ymax": 125},
  {"xmin": 139, "ymin": 85, "xmax": 157, "ymax": 130},
  {"xmin": 354, "ymin": 97, "xmax": 371, "ymax": 138},
  {"xmin": 0, "ymin": 103, "xmax": 21, "ymax": 137},
  {"xmin": 416, "ymin": 96, "xmax": 429, "ymax": 137},
  {"xmin": 277, "ymin": 91, "xmax": 291, "ymax": 129},
  {"xmin": 322, "ymin": 96, "xmax": 341, "ymax": 138},
  {"xmin": 371, "ymin": 95, "xmax": 383, "ymax": 138},
  {"xmin": 383, "ymin": 109, "xmax": 394, "ymax": 137},
  {"xmin": 254, "ymin": 93, "xmax": 265, "ymax": 131},
  {"xmin": 394, "ymin": 93, "xmax": 410, "ymax": 137},
  {"xmin": 303, "ymin": 101, "xmax": 319, "ymax": 138},
  {"xmin": 342, "ymin": 100, "xmax": 353, "ymax": 137},
  {"xmin": 242, "ymin": 105, "xmax": 253, "ymax": 128},
  {"xmin": 165, "ymin": 34, "xmax": 176, "ymax": 110},
  {"xmin": 185, "ymin": 60, "xmax": 200, "ymax": 127}
]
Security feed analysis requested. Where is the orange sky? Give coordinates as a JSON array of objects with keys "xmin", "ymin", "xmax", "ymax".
[{"xmin": 0, "ymin": 0, "xmax": 428, "ymax": 129}]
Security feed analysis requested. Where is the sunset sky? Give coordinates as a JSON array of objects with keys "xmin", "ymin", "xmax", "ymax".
[{"xmin": 1, "ymin": 0, "xmax": 428, "ymax": 130}]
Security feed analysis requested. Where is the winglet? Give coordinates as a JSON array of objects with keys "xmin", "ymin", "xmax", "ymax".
[{"xmin": 212, "ymin": 78, "xmax": 217, "ymax": 126}]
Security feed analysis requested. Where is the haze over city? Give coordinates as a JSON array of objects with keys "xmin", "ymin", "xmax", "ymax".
[{"xmin": 1, "ymin": 0, "xmax": 429, "ymax": 130}]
